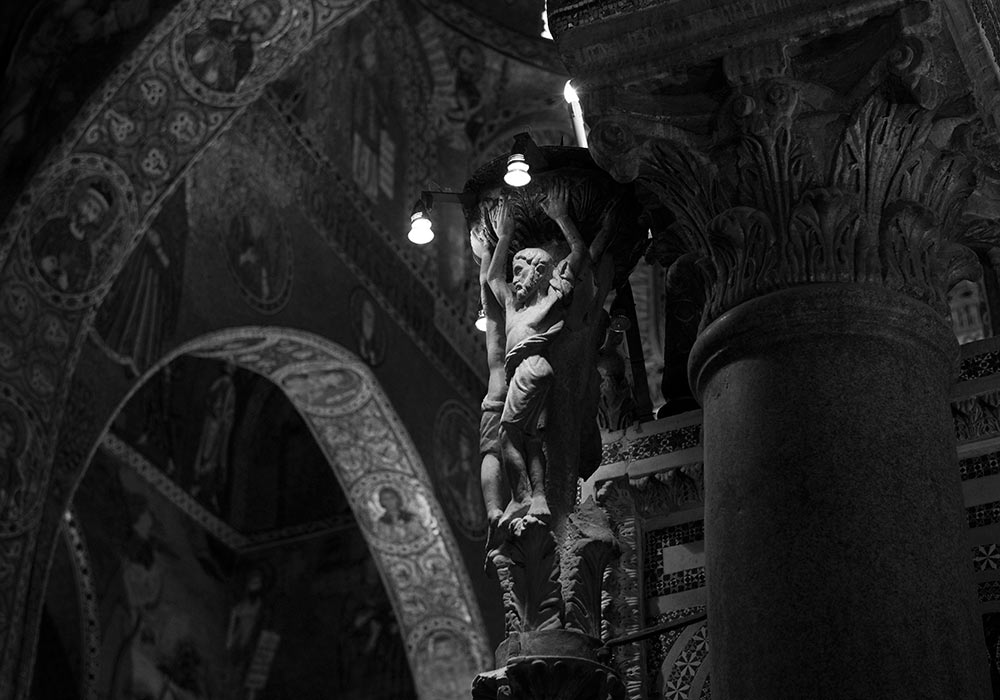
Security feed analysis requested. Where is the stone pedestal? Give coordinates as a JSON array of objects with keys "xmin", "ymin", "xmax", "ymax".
[
  {"xmin": 689, "ymin": 284, "xmax": 989, "ymax": 699},
  {"xmin": 473, "ymin": 630, "xmax": 625, "ymax": 700}
]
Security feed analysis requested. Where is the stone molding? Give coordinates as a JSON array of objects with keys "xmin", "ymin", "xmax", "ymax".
[{"xmin": 60, "ymin": 509, "xmax": 100, "ymax": 700}]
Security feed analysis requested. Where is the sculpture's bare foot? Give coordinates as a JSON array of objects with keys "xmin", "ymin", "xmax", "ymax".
[
  {"xmin": 511, "ymin": 513, "xmax": 549, "ymax": 537},
  {"xmin": 499, "ymin": 499, "xmax": 530, "ymax": 529},
  {"xmin": 527, "ymin": 494, "xmax": 551, "ymax": 519}
]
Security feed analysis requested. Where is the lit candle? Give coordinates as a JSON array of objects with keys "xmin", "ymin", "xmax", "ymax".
[{"xmin": 563, "ymin": 81, "xmax": 588, "ymax": 148}]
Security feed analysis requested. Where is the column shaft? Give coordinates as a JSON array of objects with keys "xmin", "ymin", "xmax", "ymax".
[{"xmin": 690, "ymin": 284, "xmax": 989, "ymax": 699}]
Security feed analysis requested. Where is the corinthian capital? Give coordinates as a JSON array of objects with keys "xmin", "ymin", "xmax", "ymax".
[{"xmin": 578, "ymin": 3, "xmax": 992, "ymax": 327}]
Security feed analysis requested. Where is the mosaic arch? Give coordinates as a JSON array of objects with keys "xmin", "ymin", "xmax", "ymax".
[
  {"xmin": 160, "ymin": 327, "xmax": 490, "ymax": 700},
  {"xmin": 0, "ymin": 0, "xmax": 372, "ymax": 685}
]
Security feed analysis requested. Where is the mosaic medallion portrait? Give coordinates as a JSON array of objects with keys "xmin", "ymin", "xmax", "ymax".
[
  {"xmin": 350, "ymin": 287, "xmax": 387, "ymax": 367},
  {"xmin": 18, "ymin": 155, "xmax": 137, "ymax": 309},
  {"xmin": 219, "ymin": 198, "xmax": 293, "ymax": 314}
]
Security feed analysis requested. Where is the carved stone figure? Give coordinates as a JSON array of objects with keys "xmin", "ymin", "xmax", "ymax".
[
  {"xmin": 464, "ymin": 147, "xmax": 645, "ymax": 700},
  {"xmin": 470, "ymin": 222, "xmax": 511, "ymax": 552},
  {"xmin": 485, "ymin": 181, "xmax": 586, "ymax": 526},
  {"xmin": 595, "ymin": 313, "xmax": 637, "ymax": 430}
]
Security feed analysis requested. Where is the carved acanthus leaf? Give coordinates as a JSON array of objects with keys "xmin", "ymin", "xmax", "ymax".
[
  {"xmin": 592, "ymin": 84, "xmax": 981, "ymax": 325},
  {"xmin": 490, "ymin": 522, "xmax": 564, "ymax": 634},
  {"xmin": 594, "ymin": 479, "xmax": 642, "ymax": 700},
  {"xmin": 561, "ymin": 499, "xmax": 620, "ymax": 638}
]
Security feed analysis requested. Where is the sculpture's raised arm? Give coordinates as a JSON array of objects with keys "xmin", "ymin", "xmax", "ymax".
[
  {"xmin": 486, "ymin": 197, "xmax": 514, "ymax": 306},
  {"xmin": 540, "ymin": 181, "xmax": 587, "ymax": 288}
]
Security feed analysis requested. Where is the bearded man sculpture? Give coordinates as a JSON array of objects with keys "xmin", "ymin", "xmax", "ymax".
[{"xmin": 485, "ymin": 181, "xmax": 586, "ymax": 528}]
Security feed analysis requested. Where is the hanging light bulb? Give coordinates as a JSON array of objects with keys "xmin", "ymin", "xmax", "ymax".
[
  {"xmin": 504, "ymin": 153, "xmax": 531, "ymax": 187},
  {"xmin": 407, "ymin": 197, "xmax": 434, "ymax": 244},
  {"xmin": 475, "ymin": 307, "xmax": 488, "ymax": 332}
]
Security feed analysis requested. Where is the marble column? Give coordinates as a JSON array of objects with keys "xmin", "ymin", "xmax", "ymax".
[{"xmin": 548, "ymin": 1, "xmax": 1000, "ymax": 696}]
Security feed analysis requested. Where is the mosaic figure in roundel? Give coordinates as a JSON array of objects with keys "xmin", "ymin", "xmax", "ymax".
[
  {"xmin": 350, "ymin": 287, "xmax": 386, "ymax": 367},
  {"xmin": 412, "ymin": 626, "xmax": 481, "ymax": 699},
  {"xmin": 373, "ymin": 486, "xmax": 423, "ymax": 542},
  {"xmin": 27, "ymin": 177, "xmax": 122, "ymax": 295},
  {"xmin": 433, "ymin": 401, "xmax": 488, "ymax": 540},
  {"xmin": 16, "ymin": 156, "xmax": 136, "ymax": 307},
  {"xmin": 173, "ymin": 0, "xmax": 310, "ymax": 107},
  {"xmin": 352, "ymin": 474, "xmax": 435, "ymax": 555},
  {"xmin": 220, "ymin": 198, "xmax": 293, "ymax": 313},
  {"xmin": 183, "ymin": 0, "xmax": 288, "ymax": 93}
]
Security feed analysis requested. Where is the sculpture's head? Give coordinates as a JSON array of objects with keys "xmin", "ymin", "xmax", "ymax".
[{"xmin": 512, "ymin": 247, "xmax": 553, "ymax": 303}]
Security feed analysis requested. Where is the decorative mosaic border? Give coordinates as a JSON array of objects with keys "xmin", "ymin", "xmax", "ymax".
[
  {"xmin": 645, "ymin": 607, "xmax": 710, "ymax": 700},
  {"xmin": 101, "ymin": 434, "xmax": 251, "ymax": 549},
  {"xmin": 644, "ymin": 521, "xmax": 705, "ymax": 553},
  {"xmin": 645, "ymin": 567, "xmax": 706, "ymax": 599},
  {"xmin": 968, "ymin": 501, "xmax": 1000, "ymax": 529},
  {"xmin": 960, "ymin": 451, "xmax": 1000, "ymax": 481},
  {"xmin": 980, "ymin": 580, "xmax": 1000, "ymax": 603},
  {"xmin": 101, "ymin": 433, "xmax": 356, "ymax": 552},
  {"xmin": 960, "ymin": 349, "xmax": 1000, "ymax": 382},
  {"xmin": 60, "ymin": 509, "xmax": 99, "ymax": 700},
  {"xmin": 974, "ymin": 544, "xmax": 1000, "ymax": 572},
  {"xmin": 602, "ymin": 424, "xmax": 701, "ymax": 466}
]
